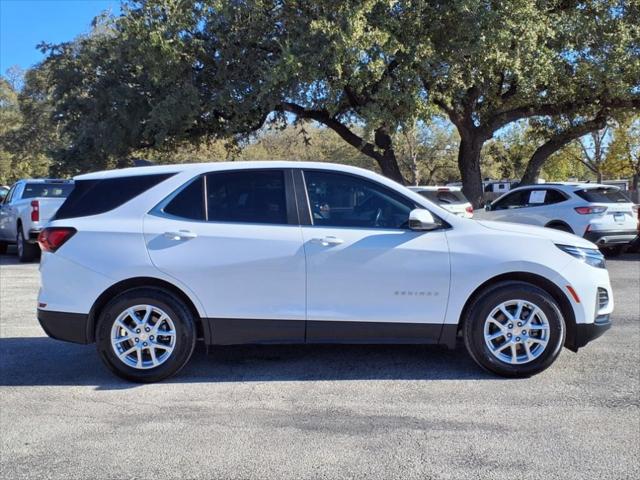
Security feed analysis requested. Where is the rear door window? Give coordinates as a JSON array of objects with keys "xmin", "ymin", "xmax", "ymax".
[
  {"xmin": 574, "ymin": 188, "xmax": 630, "ymax": 203},
  {"xmin": 205, "ymin": 170, "xmax": 288, "ymax": 224},
  {"xmin": 55, "ymin": 173, "xmax": 174, "ymax": 220}
]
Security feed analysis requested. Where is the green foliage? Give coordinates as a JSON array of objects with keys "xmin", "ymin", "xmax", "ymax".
[
  {"xmin": 7, "ymin": 0, "xmax": 640, "ymax": 194},
  {"xmin": 605, "ymin": 116, "xmax": 640, "ymax": 181},
  {"xmin": 0, "ymin": 74, "xmax": 51, "ymax": 184}
]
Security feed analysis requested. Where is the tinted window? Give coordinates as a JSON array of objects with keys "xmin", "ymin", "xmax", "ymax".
[
  {"xmin": 575, "ymin": 188, "xmax": 630, "ymax": 203},
  {"xmin": 21, "ymin": 183, "xmax": 74, "ymax": 199},
  {"xmin": 205, "ymin": 170, "xmax": 287, "ymax": 224},
  {"xmin": 304, "ymin": 171, "xmax": 415, "ymax": 229},
  {"xmin": 542, "ymin": 189, "xmax": 567, "ymax": 205},
  {"xmin": 491, "ymin": 190, "xmax": 530, "ymax": 210},
  {"xmin": 418, "ymin": 190, "xmax": 468, "ymax": 205},
  {"xmin": 55, "ymin": 173, "xmax": 174, "ymax": 220},
  {"xmin": 163, "ymin": 177, "xmax": 205, "ymax": 220}
]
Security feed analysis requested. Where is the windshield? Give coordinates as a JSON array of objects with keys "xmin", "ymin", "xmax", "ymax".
[
  {"xmin": 574, "ymin": 187, "xmax": 630, "ymax": 204},
  {"xmin": 22, "ymin": 183, "xmax": 74, "ymax": 199}
]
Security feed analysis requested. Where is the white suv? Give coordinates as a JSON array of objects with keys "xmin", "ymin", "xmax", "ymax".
[
  {"xmin": 37, "ymin": 162, "xmax": 613, "ymax": 382},
  {"xmin": 408, "ymin": 186, "xmax": 473, "ymax": 218},
  {"xmin": 478, "ymin": 183, "xmax": 638, "ymax": 255}
]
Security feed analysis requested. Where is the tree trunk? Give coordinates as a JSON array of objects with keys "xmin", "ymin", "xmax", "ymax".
[
  {"xmin": 458, "ymin": 135, "xmax": 484, "ymax": 208},
  {"xmin": 374, "ymin": 127, "xmax": 406, "ymax": 184},
  {"xmin": 597, "ymin": 170, "xmax": 603, "ymax": 183},
  {"xmin": 521, "ymin": 136, "xmax": 575, "ymax": 185}
]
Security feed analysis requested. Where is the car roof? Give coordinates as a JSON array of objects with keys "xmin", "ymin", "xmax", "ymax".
[
  {"xmin": 16, "ymin": 178, "xmax": 73, "ymax": 184},
  {"xmin": 509, "ymin": 182, "xmax": 620, "ymax": 192},
  {"xmin": 408, "ymin": 186, "xmax": 463, "ymax": 192},
  {"xmin": 74, "ymin": 161, "xmax": 380, "ymax": 180},
  {"xmin": 540, "ymin": 182, "xmax": 619, "ymax": 190}
]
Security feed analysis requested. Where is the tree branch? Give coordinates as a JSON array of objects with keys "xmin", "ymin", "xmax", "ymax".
[
  {"xmin": 520, "ymin": 112, "xmax": 609, "ymax": 184},
  {"xmin": 488, "ymin": 97, "xmax": 639, "ymax": 133},
  {"xmin": 279, "ymin": 102, "xmax": 382, "ymax": 161}
]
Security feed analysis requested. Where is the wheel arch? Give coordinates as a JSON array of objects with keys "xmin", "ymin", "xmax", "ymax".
[
  {"xmin": 87, "ymin": 277, "xmax": 206, "ymax": 343},
  {"xmin": 544, "ymin": 220, "xmax": 573, "ymax": 233},
  {"xmin": 458, "ymin": 272, "xmax": 578, "ymax": 351}
]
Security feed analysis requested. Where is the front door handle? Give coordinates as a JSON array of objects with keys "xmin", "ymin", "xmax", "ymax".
[
  {"xmin": 164, "ymin": 230, "xmax": 197, "ymax": 241},
  {"xmin": 312, "ymin": 236, "xmax": 344, "ymax": 246}
]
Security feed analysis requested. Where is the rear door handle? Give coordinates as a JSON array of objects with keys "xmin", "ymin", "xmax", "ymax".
[
  {"xmin": 164, "ymin": 230, "xmax": 197, "ymax": 240},
  {"xmin": 312, "ymin": 236, "xmax": 344, "ymax": 246}
]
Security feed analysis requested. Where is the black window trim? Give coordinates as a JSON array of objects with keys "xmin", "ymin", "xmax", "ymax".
[
  {"xmin": 493, "ymin": 186, "xmax": 569, "ymax": 210},
  {"xmin": 298, "ymin": 168, "xmax": 449, "ymax": 231},
  {"xmin": 151, "ymin": 168, "xmax": 299, "ymax": 227}
]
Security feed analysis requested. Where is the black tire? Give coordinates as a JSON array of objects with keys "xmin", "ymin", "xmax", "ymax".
[
  {"xmin": 463, "ymin": 281, "xmax": 566, "ymax": 378},
  {"xmin": 601, "ymin": 245, "xmax": 623, "ymax": 258},
  {"xmin": 546, "ymin": 222, "xmax": 573, "ymax": 234},
  {"xmin": 95, "ymin": 288, "xmax": 197, "ymax": 383},
  {"xmin": 16, "ymin": 227, "xmax": 39, "ymax": 262},
  {"xmin": 0, "ymin": 241, "xmax": 7, "ymax": 255}
]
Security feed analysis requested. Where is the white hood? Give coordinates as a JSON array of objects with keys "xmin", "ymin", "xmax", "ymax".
[{"xmin": 475, "ymin": 220, "xmax": 597, "ymax": 249}]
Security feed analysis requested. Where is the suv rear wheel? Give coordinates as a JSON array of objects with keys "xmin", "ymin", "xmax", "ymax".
[
  {"xmin": 95, "ymin": 288, "xmax": 197, "ymax": 382},
  {"xmin": 463, "ymin": 281, "xmax": 565, "ymax": 378}
]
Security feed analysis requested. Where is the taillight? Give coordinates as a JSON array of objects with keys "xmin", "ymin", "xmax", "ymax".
[
  {"xmin": 465, "ymin": 205, "xmax": 474, "ymax": 216},
  {"xmin": 37, "ymin": 227, "xmax": 76, "ymax": 253},
  {"xmin": 30, "ymin": 200, "xmax": 39, "ymax": 222},
  {"xmin": 574, "ymin": 206, "xmax": 607, "ymax": 215}
]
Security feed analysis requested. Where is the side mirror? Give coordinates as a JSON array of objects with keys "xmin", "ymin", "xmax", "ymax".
[{"xmin": 408, "ymin": 208, "xmax": 439, "ymax": 231}]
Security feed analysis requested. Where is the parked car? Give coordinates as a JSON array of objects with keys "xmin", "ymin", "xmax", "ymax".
[
  {"xmin": 477, "ymin": 182, "xmax": 638, "ymax": 256},
  {"xmin": 408, "ymin": 186, "xmax": 473, "ymax": 218},
  {"xmin": 37, "ymin": 162, "xmax": 613, "ymax": 382},
  {"xmin": 0, "ymin": 179, "xmax": 74, "ymax": 261}
]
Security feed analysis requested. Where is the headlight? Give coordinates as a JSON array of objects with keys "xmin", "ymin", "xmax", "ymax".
[{"xmin": 556, "ymin": 244, "xmax": 605, "ymax": 269}]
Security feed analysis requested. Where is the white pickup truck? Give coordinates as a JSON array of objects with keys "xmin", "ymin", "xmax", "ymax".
[{"xmin": 0, "ymin": 179, "xmax": 74, "ymax": 261}]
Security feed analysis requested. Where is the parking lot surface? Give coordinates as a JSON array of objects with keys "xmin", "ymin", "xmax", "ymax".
[{"xmin": 1, "ymin": 252, "xmax": 639, "ymax": 479}]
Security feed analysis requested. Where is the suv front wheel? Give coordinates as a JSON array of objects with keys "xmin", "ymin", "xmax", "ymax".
[
  {"xmin": 95, "ymin": 288, "xmax": 197, "ymax": 382},
  {"xmin": 463, "ymin": 281, "xmax": 565, "ymax": 378}
]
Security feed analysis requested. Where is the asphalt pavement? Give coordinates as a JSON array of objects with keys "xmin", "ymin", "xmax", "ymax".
[{"xmin": 1, "ymin": 251, "xmax": 638, "ymax": 479}]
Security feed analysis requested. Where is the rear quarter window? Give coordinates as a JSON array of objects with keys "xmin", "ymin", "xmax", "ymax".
[
  {"xmin": 54, "ymin": 173, "xmax": 174, "ymax": 220},
  {"xmin": 574, "ymin": 188, "xmax": 630, "ymax": 203}
]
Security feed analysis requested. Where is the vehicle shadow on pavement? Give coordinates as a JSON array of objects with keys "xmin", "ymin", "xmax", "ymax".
[{"xmin": 0, "ymin": 338, "xmax": 492, "ymax": 389}]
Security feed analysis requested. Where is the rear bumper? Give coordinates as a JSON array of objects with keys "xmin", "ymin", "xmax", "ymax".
[
  {"xmin": 28, "ymin": 228, "xmax": 42, "ymax": 242},
  {"xmin": 37, "ymin": 309, "xmax": 90, "ymax": 344},
  {"xmin": 584, "ymin": 229, "xmax": 637, "ymax": 246}
]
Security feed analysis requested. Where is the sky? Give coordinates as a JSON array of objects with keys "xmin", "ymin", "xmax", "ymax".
[{"xmin": 1, "ymin": 0, "xmax": 120, "ymax": 73}]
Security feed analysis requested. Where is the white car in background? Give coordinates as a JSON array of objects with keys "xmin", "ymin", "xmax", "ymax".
[
  {"xmin": 409, "ymin": 186, "xmax": 473, "ymax": 218},
  {"xmin": 36, "ymin": 162, "xmax": 612, "ymax": 382},
  {"xmin": 0, "ymin": 179, "xmax": 74, "ymax": 261},
  {"xmin": 477, "ymin": 182, "xmax": 638, "ymax": 256}
]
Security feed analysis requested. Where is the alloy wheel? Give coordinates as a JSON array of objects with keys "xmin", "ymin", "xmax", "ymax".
[
  {"xmin": 110, "ymin": 304, "xmax": 177, "ymax": 369},
  {"xmin": 483, "ymin": 299, "xmax": 550, "ymax": 365}
]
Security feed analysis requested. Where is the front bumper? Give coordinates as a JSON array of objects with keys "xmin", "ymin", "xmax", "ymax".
[
  {"xmin": 569, "ymin": 315, "xmax": 612, "ymax": 351},
  {"xmin": 585, "ymin": 229, "xmax": 637, "ymax": 246},
  {"xmin": 37, "ymin": 309, "xmax": 90, "ymax": 344}
]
